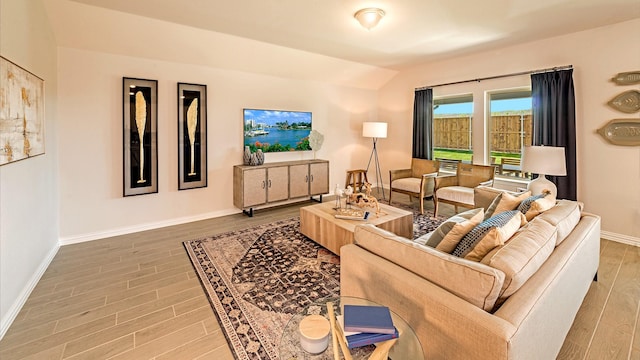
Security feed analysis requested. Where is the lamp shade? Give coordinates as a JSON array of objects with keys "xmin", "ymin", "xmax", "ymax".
[
  {"xmin": 521, "ymin": 146, "xmax": 567, "ymax": 176},
  {"xmin": 362, "ymin": 122, "xmax": 387, "ymax": 138}
]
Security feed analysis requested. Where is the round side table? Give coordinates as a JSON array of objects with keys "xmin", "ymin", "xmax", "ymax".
[{"xmin": 279, "ymin": 296, "xmax": 424, "ymax": 360}]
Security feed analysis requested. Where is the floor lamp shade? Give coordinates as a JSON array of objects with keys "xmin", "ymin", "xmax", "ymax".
[
  {"xmin": 521, "ymin": 146, "xmax": 567, "ymax": 197},
  {"xmin": 362, "ymin": 122, "xmax": 387, "ymax": 200},
  {"xmin": 362, "ymin": 122, "xmax": 388, "ymax": 138}
]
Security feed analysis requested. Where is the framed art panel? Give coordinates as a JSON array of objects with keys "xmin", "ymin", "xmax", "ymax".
[
  {"xmin": 178, "ymin": 83, "xmax": 207, "ymax": 190},
  {"xmin": 123, "ymin": 77, "xmax": 158, "ymax": 196},
  {"xmin": 0, "ymin": 56, "xmax": 45, "ymax": 166}
]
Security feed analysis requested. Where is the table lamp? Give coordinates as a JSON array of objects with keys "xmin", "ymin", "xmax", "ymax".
[{"xmin": 521, "ymin": 145, "xmax": 567, "ymax": 197}]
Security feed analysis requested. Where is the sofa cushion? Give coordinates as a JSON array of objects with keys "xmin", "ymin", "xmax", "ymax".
[
  {"xmin": 421, "ymin": 208, "xmax": 484, "ymax": 247},
  {"xmin": 435, "ymin": 209, "xmax": 484, "ymax": 253},
  {"xmin": 354, "ymin": 224, "xmax": 505, "ymax": 311},
  {"xmin": 484, "ymin": 191, "xmax": 531, "ymax": 220},
  {"xmin": 452, "ymin": 210, "xmax": 527, "ymax": 261},
  {"xmin": 481, "ymin": 218, "xmax": 557, "ymax": 298},
  {"xmin": 436, "ymin": 186, "xmax": 475, "ymax": 205},
  {"xmin": 536, "ymin": 199, "xmax": 583, "ymax": 245}
]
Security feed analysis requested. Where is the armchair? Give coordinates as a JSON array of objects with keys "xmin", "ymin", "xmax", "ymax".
[
  {"xmin": 433, "ymin": 163, "xmax": 495, "ymax": 216},
  {"xmin": 389, "ymin": 158, "xmax": 440, "ymax": 214}
]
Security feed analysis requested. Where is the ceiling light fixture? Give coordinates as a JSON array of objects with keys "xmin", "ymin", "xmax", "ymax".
[{"xmin": 354, "ymin": 7, "xmax": 385, "ymax": 30}]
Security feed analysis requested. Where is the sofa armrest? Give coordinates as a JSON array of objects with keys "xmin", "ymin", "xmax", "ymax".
[
  {"xmin": 389, "ymin": 168, "xmax": 412, "ymax": 182},
  {"xmin": 434, "ymin": 174, "xmax": 457, "ymax": 189},
  {"xmin": 341, "ymin": 244, "xmax": 516, "ymax": 360}
]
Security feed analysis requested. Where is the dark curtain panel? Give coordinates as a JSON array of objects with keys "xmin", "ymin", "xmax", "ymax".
[
  {"xmin": 531, "ymin": 69, "xmax": 577, "ymax": 200},
  {"xmin": 413, "ymin": 88, "xmax": 434, "ymax": 159}
]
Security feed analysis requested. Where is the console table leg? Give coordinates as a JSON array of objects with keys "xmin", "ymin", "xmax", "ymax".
[{"xmin": 243, "ymin": 208, "xmax": 254, "ymax": 217}]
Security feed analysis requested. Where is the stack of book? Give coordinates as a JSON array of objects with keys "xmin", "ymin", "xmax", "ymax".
[{"xmin": 338, "ymin": 304, "xmax": 399, "ymax": 349}]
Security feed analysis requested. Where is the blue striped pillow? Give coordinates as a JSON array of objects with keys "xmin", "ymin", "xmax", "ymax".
[{"xmin": 452, "ymin": 210, "xmax": 521, "ymax": 258}]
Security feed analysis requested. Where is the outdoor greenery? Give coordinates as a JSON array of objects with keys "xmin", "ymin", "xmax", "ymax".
[{"xmin": 248, "ymin": 137, "xmax": 311, "ymax": 152}]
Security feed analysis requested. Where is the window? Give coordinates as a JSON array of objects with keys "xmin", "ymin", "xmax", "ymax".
[
  {"xmin": 488, "ymin": 90, "xmax": 533, "ymax": 179},
  {"xmin": 433, "ymin": 95, "xmax": 473, "ymax": 172}
]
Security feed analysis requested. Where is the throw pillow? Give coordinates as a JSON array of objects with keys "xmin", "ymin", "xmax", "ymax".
[
  {"xmin": 435, "ymin": 209, "xmax": 484, "ymax": 253},
  {"xmin": 484, "ymin": 191, "xmax": 531, "ymax": 220},
  {"xmin": 517, "ymin": 193, "xmax": 546, "ymax": 213},
  {"xmin": 523, "ymin": 192, "xmax": 556, "ymax": 221},
  {"xmin": 424, "ymin": 208, "xmax": 484, "ymax": 248},
  {"xmin": 452, "ymin": 210, "xmax": 528, "ymax": 261}
]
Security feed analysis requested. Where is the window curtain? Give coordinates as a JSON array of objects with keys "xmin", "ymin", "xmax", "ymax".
[
  {"xmin": 531, "ymin": 69, "xmax": 577, "ymax": 200},
  {"xmin": 413, "ymin": 88, "xmax": 434, "ymax": 159}
]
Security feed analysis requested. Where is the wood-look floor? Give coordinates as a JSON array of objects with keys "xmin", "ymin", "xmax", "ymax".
[{"xmin": 0, "ymin": 194, "xmax": 638, "ymax": 359}]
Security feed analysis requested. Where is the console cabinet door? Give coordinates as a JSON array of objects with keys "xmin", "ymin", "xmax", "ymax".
[
  {"xmin": 267, "ymin": 166, "xmax": 289, "ymax": 202},
  {"xmin": 289, "ymin": 164, "xmax": 310, "ymax": 198},
  {"xmin": 309, "ymin": 162, "xmax": 329, "ymax": 195},
  {"xmin": 243, "ymin": 168, "xmax": 267, "ymax": 207}
]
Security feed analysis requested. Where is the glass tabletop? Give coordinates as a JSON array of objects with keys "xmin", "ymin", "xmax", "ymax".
[{"xmin": 279, "ymin": 296, "xmax": 424, "ymax": 360}]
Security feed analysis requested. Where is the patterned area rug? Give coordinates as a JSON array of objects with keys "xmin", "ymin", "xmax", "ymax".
[{"xmin": 184, "ymin": 210, "xmax": 446, "ymax": 360}]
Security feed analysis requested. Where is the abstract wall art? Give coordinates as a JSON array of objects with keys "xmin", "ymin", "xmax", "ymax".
[{"xmin": 0, "ymin": 56, "xmax": 45, "ymax": 166}]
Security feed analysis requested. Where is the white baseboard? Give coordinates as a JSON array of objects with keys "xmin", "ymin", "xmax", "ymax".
[
  {"xmin": 601, "ymin": 230, "xmax": 640, "ymax": 247},
  {"xmin": 0, "ymin": 244, "xmax": 60, "ymax": 340},
  {"xmin": 58, "ymin": 208, "xmax": 239, "ymax": 245}
]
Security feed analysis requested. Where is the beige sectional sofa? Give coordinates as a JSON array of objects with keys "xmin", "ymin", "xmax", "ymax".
[{"xmin": 340, "ymin": 198, "xmax": 600, "ymax": 360}]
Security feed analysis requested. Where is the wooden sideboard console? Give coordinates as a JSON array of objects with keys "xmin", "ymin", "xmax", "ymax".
[{"xmin": 233, "ymin": 159, "xmax": 329, "ymax": 216}]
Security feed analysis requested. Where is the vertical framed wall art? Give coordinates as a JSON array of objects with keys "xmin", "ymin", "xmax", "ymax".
[
  {"xmin": 177, "ymin": 83, "xmax": 207, "ymax": 190},
  {"xmin": 0, "ymin": 56, "xmax": 45, "ymax": 166},
  {"xmin": 123, "ymin": 77, "xmax": 158, "ymax": 196}
]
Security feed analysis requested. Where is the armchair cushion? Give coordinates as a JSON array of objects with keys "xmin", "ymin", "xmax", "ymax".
[
  {"xmin": 435, "ymin": 186, "xmax": 475, "ymax": 206},
  {"xmin": 391, "ymin": 177, "xmax": 424, "ymax": 194}
]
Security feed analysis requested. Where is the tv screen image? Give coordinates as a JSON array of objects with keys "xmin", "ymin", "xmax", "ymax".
[{"xmin": 243, "ymin": 108, "xmax": 312, "ymax": 152}]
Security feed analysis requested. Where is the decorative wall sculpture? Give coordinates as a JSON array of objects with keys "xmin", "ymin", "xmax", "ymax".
[
  {"xmin": 0, "ymin": 56, "xmax": 45, "ymax": 166},
  {"xmin": 598, "ymin": 71, "xmax": 640, "ymax": 146},
  {"xmin": 177, "ymin": 83, "xmax": 207, "ymax": 190},
  {"xmin": 607, "ymin": 90, "xmax": 640, "ymax": 113},
  {"xmin": 596, "ymin": 119, "xmax": 640, "ymax": 146},
  {"xmin": 123, "ymin": 77, "xmax": 158, "ymax": 196}
]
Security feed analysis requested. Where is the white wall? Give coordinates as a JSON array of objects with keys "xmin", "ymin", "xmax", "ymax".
[
  {"xmin": 56, "ymin": 48, "xmax": 379, "ymax": 242},
  {"xmin": 0, "ymin": 0, "xmax": 59, "ymax": 337},
  {"xmin": 379, "ymin": 19, "xmax": 640, "ymax": 242}
]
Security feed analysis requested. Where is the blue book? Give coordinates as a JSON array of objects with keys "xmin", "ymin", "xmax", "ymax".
[
  {"xmin": 345, "ymin": 327, "xmax": 399, "ymax": 349},
  {"xmin": 343, "ymin": 305, "xmax": 395, "ymax": 334}
]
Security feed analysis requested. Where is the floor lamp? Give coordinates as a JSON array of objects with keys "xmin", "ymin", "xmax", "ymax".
[{"xmin": 363, "ymin": 122, "xmax": 387, "ymax": 200}]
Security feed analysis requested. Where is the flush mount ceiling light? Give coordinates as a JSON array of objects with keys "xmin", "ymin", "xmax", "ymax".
[{"xmin": 354, "ymin": 7, "xmax": 385, "ymax": 30}]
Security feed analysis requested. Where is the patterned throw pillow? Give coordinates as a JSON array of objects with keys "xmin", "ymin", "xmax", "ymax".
[
  {"xmin": 435, "ymin": 209, "xmax": 484, "ymax": 253},
  {"xmin": 452, "ymin": 210, "xmax": 528, "ymax": 261},
  {"xmin": 484, "ymin": 191, "xmax": 531, "ymax": 220},
  {"xmin": 424, "ymin": 208, "xmax": 484, "ymax": 248},
  {"xmin": 517, "ymin": 193, "xmax": 546, "ymax": 213}
]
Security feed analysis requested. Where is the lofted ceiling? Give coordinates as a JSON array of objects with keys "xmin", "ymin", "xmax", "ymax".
[{"xmin": 68, "ymin": 0, "xmax": 640, "ymax": 70}]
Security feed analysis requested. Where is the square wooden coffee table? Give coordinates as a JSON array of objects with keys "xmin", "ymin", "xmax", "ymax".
[{"xmin": 299, "ymin": 201, "xmax": 413, "ymax": 255}]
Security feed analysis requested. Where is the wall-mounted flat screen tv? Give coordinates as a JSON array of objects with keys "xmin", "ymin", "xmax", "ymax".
[{"xmin": 243, "ymin": 108, "xmax": 312, "ymax": 152}]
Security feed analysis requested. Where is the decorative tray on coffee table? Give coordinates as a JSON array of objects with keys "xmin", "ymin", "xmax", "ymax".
[{"xmin": 335, "ymin": 208, "xmax": 370, "ymax": 221}]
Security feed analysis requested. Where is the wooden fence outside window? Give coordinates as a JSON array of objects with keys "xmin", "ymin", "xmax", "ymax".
[{"xmin": 433, "ymin": 114, "xmax": 532, "ymax": 154}]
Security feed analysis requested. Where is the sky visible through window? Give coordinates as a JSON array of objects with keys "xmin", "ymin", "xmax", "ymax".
[{"xmin": 434, "ymin": 98, "xmax": 532, "ymax": 115}]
